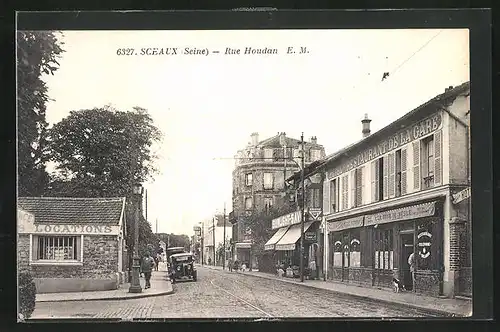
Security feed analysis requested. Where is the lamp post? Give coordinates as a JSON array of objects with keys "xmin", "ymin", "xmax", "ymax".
[
  {"xmin": 299, "ymin": 133, "xmax": 306, "ymax": 283},
  {"xmin": 129, "ymin": 183, "xmax": 143, "ymax": 293}
]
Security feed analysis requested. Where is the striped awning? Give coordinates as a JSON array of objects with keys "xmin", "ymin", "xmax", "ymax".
[
  {"xmin": 275, "ymin": 221, "xmax": 314, "ymax": 251},
  {"xmin": 264, "ymin": 226, "xmax": 290, "ymax": 251}
]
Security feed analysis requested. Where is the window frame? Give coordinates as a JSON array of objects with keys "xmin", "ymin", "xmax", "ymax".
[
  {"xmin": 422, "ymin": 135, "xmax": 435, "ymax": 189},
  {"xmin": 330, "ymin": 178, "xmax": 339, "ymax": 212},
  {"xmin": 245, "ymin": 173, "xmax": 253, "ymax": 186},
  {"xmin": 244, "ymin": 196, "xmax": 253, "ymax": 210},
  {"xmin": 263, "ymin": 172, "xmax": 274, "ymax": 190},
  {"xmin": 31, "ymin": 234, "xmax": 84, "ymax": 266}
]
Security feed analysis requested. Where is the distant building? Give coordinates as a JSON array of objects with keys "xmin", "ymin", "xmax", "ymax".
[
  {"xmin": 230, "ymin": 132, "xmax": 326, "ymax": 268},
  {"xmin": 17, "ymin": 197, "xmax": 128, "ymax": 293},
  {"xmin": 202, "ymin": 214, "xmax": 232, "ymax": 266}
]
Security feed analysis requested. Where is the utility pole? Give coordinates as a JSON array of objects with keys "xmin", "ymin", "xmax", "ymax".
[
  {"xmin": 212, "ymin": 216, "xmax": 216, "ymax": 266},
  {"xmin": 223, "ymin": 203, "xmax": 226, "ymax": 270},
  {"xmin": 200, "ymin": 223, "xmax": 204, "ymax": 266},
  {"xmin": 155, "ymin": 218, "xmax": 158, "ymax": 234},
  {"xmin": 300, "ymin": 132, "xmax": 306, "ymax": 283}
]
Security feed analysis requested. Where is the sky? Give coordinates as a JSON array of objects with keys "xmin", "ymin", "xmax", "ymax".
[{"xmin": 39, "ymin": 29, "xmax": 469, "ymax": 236}]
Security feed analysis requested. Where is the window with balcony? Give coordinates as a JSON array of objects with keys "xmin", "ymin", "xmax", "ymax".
[
  {"xmin": 421, "ymin": 135, "xmax": 435, "ymax": 189},
  {"xmin": 245, "ymin": 173, "xmax": 253, "ymax": 186},
  {"xmin": 371, "ymin": 157, "xmax": 385, "ymax": 203},
  {"xmin": 263, "ymin": 172, "xmax": 274, "ymax": 189}
]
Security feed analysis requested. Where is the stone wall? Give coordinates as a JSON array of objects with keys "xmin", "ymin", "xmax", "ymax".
[
  {"xmin": 18, "ymin": 234, "xmax": 30, "ymax": 272},
  {"xmin": 31, "ymin": 235, "xmax": 119, "ymax": 280},
  {"xmin": 415, "ymin": 270, "xmax": 442, "ymax": 297}
]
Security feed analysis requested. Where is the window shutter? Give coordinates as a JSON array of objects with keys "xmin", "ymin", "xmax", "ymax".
[
  {"xmin": 413, "ymin": 140, "xmax": 421, "ymax": 190},
  {"xmin": 371, "ymin": 161, "xmax": 377, "ymax": 202},
  {"xmin": 342, "ymin": 175, "xmax": 348, "ymax": 210},
  {"xmin": 383, "ymin": 157, "xmax": 389, "ymax": 199},
  {"xmin": 350, "ymin": 170, "xmax": 356, "ymax": 208},
  {"xmin": 388, "ymin": 152, "xmax": 395, "ymax": 198},
  {"xmin": 434, "ymin": 130, "xmax": 442, "ymax": 185},
  {"xmin": 401, "ymin": 147, "xmax": 408, "ymax": 195},
  {"xmin": 357, "ymin": 167, "xmax": 364, "ymax": 206}
]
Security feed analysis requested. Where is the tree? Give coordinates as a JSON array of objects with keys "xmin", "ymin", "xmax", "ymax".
[
  {"xmin": 245, "ymin": 204, "xmax": 297, "ymax": 265},
  {"xmin": 44, "ymin": 106, "xmax": 162, "ymax": 266},
  {"xmin": 156, "ymin": 233, "xmax": 191, "ymax": 250},
  {"xmin": 17, "ymin": 31, "xmax": 64, "ymax": 196}
]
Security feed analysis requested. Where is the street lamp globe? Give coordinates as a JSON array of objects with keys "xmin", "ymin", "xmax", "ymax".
[{"xmin": 132, "ymin": 183, "xmax": 143, "ymax": 195}]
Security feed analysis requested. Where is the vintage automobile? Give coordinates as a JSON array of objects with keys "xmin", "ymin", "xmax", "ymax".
[
  {"xmin": 165, "ymin": 247, "xmax": 186, "ymax": 270},
  {"xmin": 169, "ymin": 252, "xmax": 197, "ymax": 283}
]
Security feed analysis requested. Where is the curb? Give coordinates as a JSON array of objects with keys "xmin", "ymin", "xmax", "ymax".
[
  {"xmin": 35, "ymin": 280, "xmax": 174, "ymax": 303},
  {"xmin": 204, "ymin": 267, "xmax": 464, "ymax": 317}
]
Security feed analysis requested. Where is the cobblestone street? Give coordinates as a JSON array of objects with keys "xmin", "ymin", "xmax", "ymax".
[{"xmin": 31, "ymin": 266, "xmax": 446, "ymax": 320}]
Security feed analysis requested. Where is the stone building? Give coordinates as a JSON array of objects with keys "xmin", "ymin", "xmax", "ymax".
[
  {"xmin": 317, "ymin": 82, "xmax": 471, "ymax": 298},
  {"xmin": 230, "ymin": 132, "xmax": 326, "ymax": 269},
  {"xmin": 17, "ymin": 197, "xmax": 128, "ymax": 293}
]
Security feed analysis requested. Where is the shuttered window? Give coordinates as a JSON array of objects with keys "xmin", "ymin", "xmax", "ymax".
[
  {"xmin": 329, "ymin": 178, "xmax": 339, "ymax": 212},
  {"xmin": 422, "ymin": 135, "xmax": 435, "ymax": 189},
  {"xmin": 388, "ymin": 152, "xmax": 395, "ymax": 198},
  {"xmin": 434, "ymin": 130, "xmax": 443, "ymax": 185},
  {"xmin": 383, "ymin": 156, "xmax": 389, "ymax": 199},
  {"xmin": 371, "ymin": 160, "xmax": 378, "ymax": 202},
  {"xmin": 355, "ymin": 167, "xmax": 363, "ymax": 207},
  {"xmin": 401, "ymin": 148, "xmax": 408, "ymax": 195},
  {"xmin": 413, "ymin": 140, "xmax": 421, "ymax": 190},
  {"xmin": 341, "ymin": 174, "xmax": 349, "ymax": 210},
  {"xmin": 350, "ymin": 170, "xmax": 356, "ymax": 208}
]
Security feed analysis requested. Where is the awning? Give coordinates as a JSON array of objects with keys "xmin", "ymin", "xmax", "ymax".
[
  {"xmin": 275, "ymin": 221, "xmax": 314, "ymax": 251},
  {"xmin": 264, "ymin": 226, "xmax": 290, "ymax": 251}
]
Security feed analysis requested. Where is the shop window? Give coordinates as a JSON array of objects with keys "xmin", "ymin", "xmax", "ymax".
[
  {"xmin": 374, "ymin": 228, "xmax": 393, "ymax": 270},
  {"xmin": 263, "ymin": 172, "xmax": 274, "ymax": 189},
  {"xmin": 333, "ymin": 233, "xmax": 343, "ymax": 266},
  {"xmin": 329, "ymin": 178, "xmax": 339, "ymax": 212},
  {"xmin": 421, "ymin": 135, "xmax": 435, "ymax": 189},
  {"xmin": 416, "ymin": 222, "xmax": 433, "ymax": 270},
  {"xmin": 33, "ymin": 235, "xmax": 82, "ymax": 262},
  {"xmin": 245, "ymin": 173, "xmax": 253, "ymax": 186},
  {"xmin": 245, "ymin": 197, "xmax": 253, "ymax": 210},
  {"xmin": 349, "ymin": 229, "xmax": 361, "ymax": 267}
]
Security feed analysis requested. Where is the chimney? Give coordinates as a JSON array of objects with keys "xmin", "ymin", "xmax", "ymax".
[
  {"xmin": 361, "ymin": 113, "xmax": 371, "ymax": 138},
  {"xmin": 250, "ymin": 132, "xmax": 259, "ymax": 146},
  {"xmin": 279, "ymin": 132, "xmax": 286, "ymax": 146},
  {"xmin": 310, "ymin": 136, "xmax": 317, "ymax": 144}
]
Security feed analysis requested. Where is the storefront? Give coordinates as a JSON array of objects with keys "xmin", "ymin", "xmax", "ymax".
[
  {"xmin": 265, "ymin": 210, "xmax": 321, "ymax": 278},
  {"xmin": 17, "ymin": 197, "xmax": 128, "ymax": 294},
  {"xmin": 327, "ymin": 199, "xmax": 445, "ymax": 296}
]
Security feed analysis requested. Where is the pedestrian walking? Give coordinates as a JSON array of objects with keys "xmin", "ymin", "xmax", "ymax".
[
  {"xmin": 154, "ymin": 254, "xmax": 159, "ymax": 271},
  {"xmin": 142, "ymin": 252, "xmax": 156, "ymax": 289},
  {"xmin": 408, "ymin": 251, "xmax": 416, "ymax": 289},
  {"xmin": 309, "ymin": 259, "xmax": 317, "ymax": 280}
]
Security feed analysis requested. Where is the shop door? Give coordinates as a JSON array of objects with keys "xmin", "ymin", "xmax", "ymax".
[
  {"xmin": 401, "ymin": 233, "xmax": 414, "ymax": 291},
  {"xmin": 341, "ymin": 233, "xmax": 350, "ymax": 281}
]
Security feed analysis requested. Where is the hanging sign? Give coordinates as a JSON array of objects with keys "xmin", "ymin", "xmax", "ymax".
[
  {"xmin": 417, "ymin": 231, "xmax": 432, "ymax": 259},
  {"xmin": 308, "ymin": 208, "xmax": 323, "ymax": 221},
  {"xmin": 305, "ymin": 231, "xmax": 317, "ymax": 242}
]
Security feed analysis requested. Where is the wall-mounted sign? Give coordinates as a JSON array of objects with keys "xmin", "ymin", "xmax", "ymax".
[
  {"xmin": 417, "ymin": 231, "xmax": 432, "ymax": 259},
  {"xmin": 452, "ymin": 187, "xmax": 470, "ymax": 204},
  {"xmin": 272, "ymin": 211, "xmax": 301, "ymax": 230},
  {"xmin": 364, "ymin": 202, "xmax": 435, "ymax": 227},
  {"xmin": 327, "ymin": 216, "xmax": 364, "ymax": 232},
  {"xmin": 305, "ymin": 231, "xmax": 317, "ymax": 242},
  {"xmin": 328, "ymin": 114, "xmax": 442, "ymax": 179},
  {"xmin": 308, "ymin": 208, "xmax": 323, "ymax": 221}
]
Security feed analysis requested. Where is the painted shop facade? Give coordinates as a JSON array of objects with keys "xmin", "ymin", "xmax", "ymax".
[
  {"xmin": 320, "ymin": 82, "xmax": 471, "ymax": 298},
  {"xmin": 17, "ymin": 197, "xmax": 128, "ymax": 293}
]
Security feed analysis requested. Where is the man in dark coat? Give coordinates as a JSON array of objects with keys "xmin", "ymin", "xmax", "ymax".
[{"xmin": 142, "ymin": 252, "xmax": 156, "ymax": 289}]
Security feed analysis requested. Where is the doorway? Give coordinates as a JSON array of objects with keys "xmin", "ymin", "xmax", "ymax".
[{"xmin": 400, "ymin": 233, "xmax": 414, "ymax": 291}]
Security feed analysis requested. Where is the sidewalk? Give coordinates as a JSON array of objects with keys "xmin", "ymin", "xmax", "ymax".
[
  {"xmin": 202, "ymin": 265, "xmax": 471, "ymax": 317},
  {"xmin": 35, "ymin": 270, "xmax": 173, "ymax": 303}
]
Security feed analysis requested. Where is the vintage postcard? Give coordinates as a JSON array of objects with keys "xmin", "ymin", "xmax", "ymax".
[{"xmin": 17, "ymin": 19, "xmax": 473, "ymax": 320}]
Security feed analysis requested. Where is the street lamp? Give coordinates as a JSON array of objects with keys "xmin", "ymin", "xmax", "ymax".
[{"xmin": 129, "ymin": 182, "xmax": 143, "ymax": 293}]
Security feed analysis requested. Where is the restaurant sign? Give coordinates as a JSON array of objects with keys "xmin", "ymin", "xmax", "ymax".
[
  {"xmin": 327, "ymin": 216, "xmax": 364, "ymax": 232},
  {"xmin": 272, "ymin": 211, "xmax": 301, "ymax": 230},
  {"xmin": 328, "ymin": 114, "xmax": 442, "ymax": 179},
  {"xmin": 364, "ymin": 202, "xmax": 436, "ymax": 227}
]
